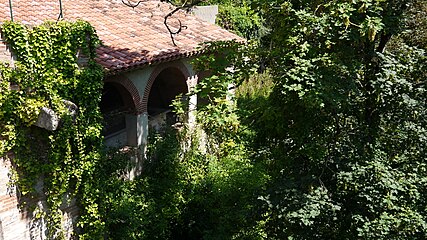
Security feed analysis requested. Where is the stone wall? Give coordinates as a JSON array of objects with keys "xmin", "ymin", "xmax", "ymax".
[
  {"xmin": 0, "ymin": 40, "xmax": 14, "ymax": 67},
  {"xmin": 0, "ymin": 157, "xmax": 32, "ymax": 240},
  {"xmin": 0, "ymin": 157, "xmax": 79, "ymax": 239}
]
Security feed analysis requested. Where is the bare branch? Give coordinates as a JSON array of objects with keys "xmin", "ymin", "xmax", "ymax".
[
  {"xmin": 121, "ymin": 0, "xmax": 144, "ymax": 9},
  {"xmin": 122, "ymin": 0, "xmax": 206, "ymax": 46},
  {"xmin": 57, "ymin": 0, "xmax": 64, "ymax": 21},
  {"xmin": 162, "ymin": 0, "xmax": 206, "ymax": 46},
  {"xmin": 164, "ymin": 7, "xmax": 188, "ymax": 46}
]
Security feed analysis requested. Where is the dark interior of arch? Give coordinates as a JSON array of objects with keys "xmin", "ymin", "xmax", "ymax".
[
  {"xmin": 100, "ymin": 82, "xmax": 134, "ymax": 136},
  {"xmin": 148, "ymin": 67, "xmax": 188, "ymax": 116}
]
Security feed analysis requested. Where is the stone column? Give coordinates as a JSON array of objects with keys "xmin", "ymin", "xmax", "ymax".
[
  {"xmin": 186, "ymin": 75, "xmax": 198, "ymax": 126},
  {"xmin": 125, "ymin": 113, "xmax": 148, "ymax": 147},
  {"xmin": 125, "ymin": 113, "xmax": 148, "ymax": 179}
]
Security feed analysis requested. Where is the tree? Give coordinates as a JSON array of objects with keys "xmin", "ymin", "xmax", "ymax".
[
  {"xmin": 100, "ymin": 0, "xmax": 427, "ymax": 238},
  {"xmin": 242, "ymin": 0, "xmax": 427, "ymax": 238}
]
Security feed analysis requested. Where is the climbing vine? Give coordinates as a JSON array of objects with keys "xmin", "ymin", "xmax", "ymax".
[{"xmin": 0, "ymin": 20, "xmax": 105, "ymax": 238}]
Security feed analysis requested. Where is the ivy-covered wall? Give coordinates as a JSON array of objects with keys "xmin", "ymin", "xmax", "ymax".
[
  {"xmin": 0, "ymin": 17, "xmax": 205, "ymax": 239},
  {"xmin": 0, "ymin": 20, "xmax": 105, "ymax": 239},
  {"xmin": 0, "ymin": 41, "xmax": 14, "ymax": 66}
]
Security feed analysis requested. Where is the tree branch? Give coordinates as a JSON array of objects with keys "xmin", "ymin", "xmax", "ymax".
[
  {"xmin": 164, "ymin": 7, "xmax": 188, "ymax": 46},
  {"xmin": 122, "ymin": 0, "xmax": 206, "ymax": 46},
  {"xmin": 376, "ymin": 32, "xmax": 392, "ymax": 53},
  {"xmin": 121, "ymin": 0, "xmax": 144, "ymax": 9}
]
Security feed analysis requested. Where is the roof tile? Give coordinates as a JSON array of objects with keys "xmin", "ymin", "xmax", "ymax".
[{"xmin": 0, "ymin": 0, "xmax": 243, "ymax": 73}]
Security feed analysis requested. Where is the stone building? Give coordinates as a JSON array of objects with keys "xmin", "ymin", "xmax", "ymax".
[{"xmin": 0, "ymin": 0, "xmax": 241, "ymax": 238}]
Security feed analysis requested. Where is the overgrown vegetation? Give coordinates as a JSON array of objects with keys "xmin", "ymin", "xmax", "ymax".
[
  {"xmin": 0, "ymin": 21, "xmax": 105, "ymax": 239},
  {"xmin": 1, "ymin": 0, "xmax": 426, "ymax": 239},
  {"xmin": 203, "ymin": 0, "xmax": 266, "ymax": 40},
  {"xmin": 247, "ymin": 0, "xmax": 427, "ymax": 238},
  {"xmin": 103, "ymin": 0, "xmax": 426, "ymax": 238},
  {"xmin": 102, "ymin": 126, "xmax": 268, "ymax": 239}
]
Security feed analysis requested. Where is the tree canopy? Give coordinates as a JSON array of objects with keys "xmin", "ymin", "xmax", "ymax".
[
  {"xmin": 247, "ymin": 0, "xmax": 427, "ymax": 238},
  {"xmin": 3, "ymin": 0, "xmax": 423, "ymax": 239},
  {"xmin": 100, "ymin": 0, "xmax": 427, "ymax": 239}
]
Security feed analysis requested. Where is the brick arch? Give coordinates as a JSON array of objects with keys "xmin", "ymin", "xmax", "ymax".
[
  {"xmin": 142, "ymin": 61, "xmax": 191, "ymax": 113},
  {"xmin": 104, "ymin": 75, "xmax": 144, "ymax": 114}
]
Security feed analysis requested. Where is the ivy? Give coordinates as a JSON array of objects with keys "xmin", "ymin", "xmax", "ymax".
[{"xmin": 0, "ymin": 20, "xmax": 105, "ymax": 239}]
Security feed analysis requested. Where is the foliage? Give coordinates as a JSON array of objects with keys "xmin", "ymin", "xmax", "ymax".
[
  {"xmin": 246, "ymin": 0, "xmax": 427, "ymax": 239},
  {"xmin": 102, "ymin": 124, "xmax": 268, "ymax": 239},
  {"xmin": 399, "ymin": 0, "xmax": 427, "ymax": 50},
  {"xmin": 217, "ymin": 2, "xmax": 265, "ymax": 40},
  {"xmin": 103, "ymin": 1, "xmax": 427, "ymax": 237},
  {"xmin": 102, "ymin": 42, "xmax": 268, "ymax": 239},
  {"xmin": 234, "ymin": 70, "xmax": 274, "ymax": 130},
  {"xmin": 101, "ymin": 0, "xmax": 427, "ymax": 238},
  {"xmin": 203, "ymin": 0, "xmax": 266, "ymax": 40},
  {"xmin": 0, "ymin": 21, "xmax": 105, "ymax": 239},
  {"xmin": 142, "ymin": 0, "xmax": 427, "ymax": 239},
  {"xmin": 2, "ymin": 0, "xmax": 426, "ymax": 239}
]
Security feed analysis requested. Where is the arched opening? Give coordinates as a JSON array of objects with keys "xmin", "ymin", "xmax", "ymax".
[
  {"xmin": 147, "ymin": 67, "xmax": 188, "ymax": 129},
  {"xmin": 100, "ymin": 82, "xmax": 134, "ymax": 137}
]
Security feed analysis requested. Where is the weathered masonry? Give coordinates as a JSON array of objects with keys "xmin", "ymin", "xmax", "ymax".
[{"xmin": 0, "ymin": 0, "xmax": 242, "ymax": 238}]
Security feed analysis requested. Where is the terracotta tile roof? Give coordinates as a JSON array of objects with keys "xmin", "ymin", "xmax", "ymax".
[{"xmin": 0, "ymin": 0, "xmax": 243, "ymax": 73}]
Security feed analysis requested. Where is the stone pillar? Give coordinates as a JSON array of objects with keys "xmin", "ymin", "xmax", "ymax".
[
  {"xmin": 139, "ymin": 113, "xmax": 149, "ymax": 149},
  {"xmin": 188, "ymin": 94, "xmax": 197, "ymax": 126},
  {"xmin": 125, "ymin": 113, "xmax": 148, "ymax": 147},
  {"xmin": 125, "ymin": 114, "xmax": 136, "ymax": 147},
  {"xmin": 186, "ymin": 75, "xmax": 198, "ymax": 126},
  {"xmin": 125, "ymin": 113, "xmax": 148, "ymax": 179}
]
